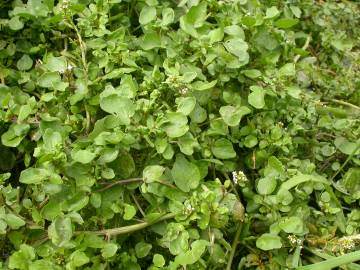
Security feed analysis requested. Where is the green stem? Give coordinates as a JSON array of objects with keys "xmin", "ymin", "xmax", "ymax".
[
  {"xmin": 226, "ymin": 224, "xmax": 242, "ymax": 270},
  {"xmin": 305, "ymin": 247, "xmax": 360, "ymax": 270},
  {"xmin": 97, "ymin": 178, "xmax": 143, "ymax": 192},
  {"xmin": 298, "ymin": 250, "xmax": 360, "ymax": 270},
  {"xmin": 325, "ymin": 98, "xmax": 360, "ymax": 112},
  {"xmin": 76, "ymin": 213, "xmax": 175, "ymax": 236}
]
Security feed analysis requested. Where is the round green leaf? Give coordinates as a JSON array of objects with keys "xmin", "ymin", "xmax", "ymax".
[
  {"xmin": 257, "ymin": 177, "xmax": 277, "ymax": 195},
  {"xmin": 171, "ymin": 154, "xmax": 200, "ymax": 192},
  {"xmin": 212, "ymin": 139, "xmax": 236, "ymax": 159},
  {"xmin": 17, "ymin": 55, "xmax": 33, "ymax": 71},
  {"xmin": 139, "ymin": 6, "xmax": 157, "ymax": 25},
  {"xmin": 100, "ymin": 95, "xmax": 135, "ymax": 125},
  {"xmin": 256, "ymin": 233, "xmax": 282, "ymax": 250}
]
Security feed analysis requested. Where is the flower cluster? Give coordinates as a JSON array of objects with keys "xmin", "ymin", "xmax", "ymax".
[{"xmin": 232, "ymin": 171, "xmax": 248, "ymax": 186}]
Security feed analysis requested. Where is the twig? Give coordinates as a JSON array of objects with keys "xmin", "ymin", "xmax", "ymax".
[
  {"xmin": 226, "ymin": 224, "xmax": 243, "ymax": 270},
  {"xmin": 324, "ymin": 98, "xmax": 360, "ymax": 112},
  {"xmin": 97, "ymin": 178, "xmax": 143, "ymax": 192},
  {"xmin": 294, "ymin": 35, "xmax": 311, "ymax": 63},
  {"xmin": 75, "ymin": 213, "xmax": 175, "ymax": 236},
  {"xmin": 131, "ymin": 193, "xmax": 145, "ymax": 217}
]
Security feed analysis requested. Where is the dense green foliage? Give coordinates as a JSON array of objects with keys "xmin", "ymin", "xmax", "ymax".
[{"xmin": 0, "ymin": 0, "xmax": 360, "ymax": 269}]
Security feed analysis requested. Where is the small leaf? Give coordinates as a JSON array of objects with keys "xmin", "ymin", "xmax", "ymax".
[
  {"xmin": 161, "ymin": 112, "xmax": 189, "ymax": 138},
  {"xmin": 256, "ymin": 234, "xmax": 282, "ymax": 250},
  {"xmin": 141, "ymin": 32, "xmax": 162, "ymax": 50},
  {"xmin": 8, "ymin": 16, "xmax": 24, "ymax": 31},
  {"xmin": 153, "ymin": 254, "xmax": 165, "ymax": 267},
  {"xmin": 176, "ymin": 97, "xmax": 196, "ymax": 115},
  {"xmin": 192, "ymin": 80, "xmax": 217, "ymax": 91},
  {"xmin": 248, "ymin": 86, "xmax": 265, "ymax": 109},
  {"xmin": 257, "ymin": 177, "xmax": 277, "ymax": 195},
  {"xmin": 212, "ymin": 139, "xmax": 236, "ymax": 159},
  {"xmin": 45, "ymin": 55, "xmax": 67, "ymax": 73},
  {"xmin": 224, "ymin": 38, "xmax": 249, "ymax": 63},
  {"xmin": 139, "ymin": 6, "xmax": 157, "ymax": 25},
  {"xmin": 175, "ymin": 240, "xmax": 208, "ymax": 266},
  {"xmin": 219, "ymin": 105, "xmax": 251, "ymax": 126},
  {"xmin": 37, "ymin": 72, "xmax": 61, "ymax": 88},
  {"xmin": 19, "ymin": 168, "xmax": 50, "ymax": 184},
  {"xmin": 143, "ymin": 165, "xmax": 165, "ymax": 183},
  {"xmin": 5, "ymin": 214, "xmax": 26, "ymax": 229},
  {"xmin": 123, "ymin": 204, "xmax": 136, "ymax": 220},
  {"xmin": 162, "ymin": 8, "xmax": 174, "ymax": 25},
  {"xmin": 71, "ymin": 149, "xmax": 96, "ymax": 164},
  {"xmin": 279, "ymin": 216, "xmax": 304, "ymax": 234},
  {"xmin": 48, "ymin": 216, "xmax": 73, "ymax": 247},
  {"xmin": 171, "ymin": 154, "xmax": 200, "ymax": 192},
  {"xmin": 101, "ymin": 243, "xmax": 118, "ymax": 258},
  {"xmin": 70, "ymin": 250, "xmax": 89, "ymax": 267},
  {"xmin": 17, "ymin": 55, "xmax": 33, "ymax": 71},
  {"xmin": 265, "ymin": 6, "xmax": 280, "ymax": 18},
  {"xmin": 100, "ymin": 95, "xmax": 135, "ymax": 125},
  {"xmin": 275, "ymin": 18, "xmax": 299, "ymax": 29},
  {"xmin": 135, "ymin": 242, "xmax": 152, "ymax": 258}
]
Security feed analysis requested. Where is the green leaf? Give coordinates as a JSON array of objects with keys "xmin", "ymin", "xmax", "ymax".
[
  {"xmin": 192, "ymin": 80, "xmax": 217, "ymax": 91},
  {"xmin": 224, "ymin": 38, "xmax": 249, "ymax": 63},
  {"xmin": 208, "ymin": 27, "xmax": 224, "ymax": 44},
  {"xmin": 279, "ymin": 63, "xmax": 296, "ymax": 77},
  {"xmin": 177, "ymin": 132, "xmax": 199, "ymax": 156},
  {"xmin": 100, "ymin": 95, "xmax": 135, "ymax": 125},
  {"xmin": 135, "ymin": 242, "xmax": 152, "ymax": 258},
  {"xmin": 212, "ymin": 139, "xmax": 236, "ymax": 159},
  {"xmin": 256, "ymin": 234, "xmax": 282, "ymax": 250},
  {"xmin": 4, "ymin": 214, "xmax": 26, "ymax": 229},
  {"xmin": 9, "ymin": 244, "xmax": 35, "ymax": 269},
  {"xmin": 175, "ymin": 240, "xmax": 208, "ymax": 266},
  {"xmin": 242, "ymin": 69, "xmax": 261, "ymax": 79},
  {"xmin": 1, "ymin": 124, "xmax": 30, "ymax": 147},
  {"xmin": 162, "ymin": 8, "xmax": 174, "ymax": 25},
  {"xmin": 8, "ymin": 16, "xmax": 24, "ymax": 31},
  {"xmin": 17, "ymin": 55, "xmax": 33, "ymax": 71},
  {"xmin": 334, "ymin": 137, "xmax": 360, "ymax": 155},
  {"xmin": 257, "ymin": 177, "xmax": 277, "ymax": 195},
  {"xmin": 180, "ymin": 2, "xmax": 207, "ymax": 37},
  {"xmin": 19, "ymin": 168, "xmax": 50, "ymax": 184},
  {"xmin": 153, "ymin": 254, "xmax": 165, "ymax": 267},
  {"xmin": 278, "ymin": 174, "xmax": 328, "ymax": 193},
  {"xmin": 101, "ymin": 243, "xmax": 118, "ymax": 258},
  {"xmin": 176, "ymin": 97, "xmax": 196, "ymax": 115},
  {"xmin": 48, "ymin": 216, "xmax": 73, "ymax": 247},
  {"xmin": 248, "ymin": 86, "xmax": 265, "ymax": 109},
  {"xmin": 45, "ymin": 55, "xmax": 67, "ymax": 73},
  {"xmin": 123, "ymin": 204, "xmax": 137, "ymax": 220},
  {"xmin": 71, "ymin": 149, "xmax": 96, "ymax": 164},
  {"xmin": 279, "ymin": 216, "xmax": 304, "ymax": 234},
  {"xmin": 70, "ymin": 250, "xmax": 89, "ymax": 267},
  {"xmin": 143, "ymin": 165, "xmax": 165, "ymax": 183},
  {"xmin": 244, "ymin": 134, "xmax": 258, "ymax": 148},
  {"xmin": 37, "ymin": 72, "xmax": 61, "ymax": 88},
  {"xmin": 171, "ymin": 154, "xmax": 201, "ymax": 192},
  {"xmin": 161, "ymin": 112, "xmax": 189, "ymax": 138},
  {"xmin": 265, "ymin": 6, "xmax": 280, "ymax": 19},
  {"xmin": 275, "ymin": 18, "xmax": 299, "ymax": 29},
  {"xmin": 139, "ymin": 6, "xmax": 157, "ymax": 25},
  {"xmin": 141, "ymin": 32, "xmax": 162, "ymax": 50},
  {"xmin": 219, "ymin": 105, "xmax": 251, "ymax": 126}
]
